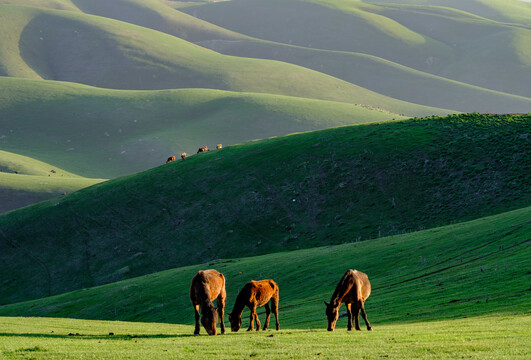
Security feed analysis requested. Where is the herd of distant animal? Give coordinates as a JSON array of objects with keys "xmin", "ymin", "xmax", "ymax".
[
  {"xmin": 190, "ymin": 268, "xmax": 372, "ymax": 336},
  {"xmin": 166, "ymin": 144, "xmax": 223, "ymax": 164}
]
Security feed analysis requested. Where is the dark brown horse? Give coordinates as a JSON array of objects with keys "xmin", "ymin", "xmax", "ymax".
[
  {"xmin": 190, "ymin": 269, "xmax": 226, "ymax": 335},
  {"xmin": 228, "ymin": 279, "xmax": 279, "ymax": 332},
  {"xmin": 197, "ymin": 146, "xmax": 209, "ymax": 154},
  {"xmin": 166, "ymin": 156, "xmax": 175, "ymax": 163},
  {"xmin": 325, "ymin": 269, "xmax": 372, "ymax": 331}
]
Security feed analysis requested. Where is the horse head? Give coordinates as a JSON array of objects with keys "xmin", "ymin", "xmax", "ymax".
[
  {"xmin": 227, "ymin": 312, "xmax": 242, "ymax": 332},
  {"xmin": 201, "ymin": 303, "xmax": 218, "ymax": 335},
  {"xmin": 324, "ymin": 301, "xmax": 339, "ymax": 331}
]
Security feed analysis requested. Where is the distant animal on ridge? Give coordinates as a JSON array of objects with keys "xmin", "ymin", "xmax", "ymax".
[
  {"xmin": 166, "ymin": 156, "xmax": 175, "ymax": 163},
  {"xmin": 216, "ymin": 144, "xmax": 222, "ymax": 149},
  {"xmin": 197, "ymin": 146, "xmax": 209, "ymax": 153},
  {"xmin": 190, "ymin": 269, "xmax": 226, "ymax": 336},
  {"xmin": 228, "ymin": 279, "xmax": 279, "ymax": 332},
  {"xmin": 325, "ymin": 269, "xmax": 372, "ymax": 331},
  {"xmin": 181, "ymin": 153, "xmax": 187, "ymax": 161}
]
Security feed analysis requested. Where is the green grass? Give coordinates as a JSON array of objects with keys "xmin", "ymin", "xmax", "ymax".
[
  {"xmin": 0, "ymin": 316, "xmax": 529, "ymax": 359},
  {"xmin": 0, "ymin": 150, "xmax": 105, "ymax": 213},
  {"xmin": 0, "ymin": 77, "xmax": 407, "ymax": 178},
  {"xmin": 0, "ymin": 113, "xmax": 529, "ymax": 305}
]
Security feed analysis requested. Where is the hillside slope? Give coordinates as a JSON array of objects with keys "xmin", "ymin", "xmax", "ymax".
[
  {"xmin": 365, "ymin": 0, "xmax": 531, "ymax": 25},
  {"xmin": 0, "ymin": 205, "xmax": 528, "ymax": 328},
  {"xmin": 0, "ymin": 5, "xmax": 449, "ymax": 117},
  {"xmin": 182, "ymin": 0, "xmax": 531, "ymax": 97},
  {"xmin": 0, "ymin": 150, "xmax": 106, "ymax": 213},
  {"xmin": 0, "ymin": 113, "xmax": 529, "ymax": 305},
  {"xmin": 0, "ymin": 77, "xmax": 406, "ymax": 178}
]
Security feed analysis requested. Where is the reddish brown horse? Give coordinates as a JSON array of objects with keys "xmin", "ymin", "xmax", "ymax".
[
  {"xmin": 190, "ymin": 269, "xmax": 226, "ymax": 335},
  {"xmin": 197, "ymin": 146, "xmax": 209, "ymax": 153},
  {"xmin": 228, "ymin": 279, "xmax": 279, "ymax": 332},
  {"xmin": 166, "ymin": 156, "xmax": 175, "ymax": 163},
  {"xmin": 325, "ymin": 269, "xmax": 372, "ymax": 331}
]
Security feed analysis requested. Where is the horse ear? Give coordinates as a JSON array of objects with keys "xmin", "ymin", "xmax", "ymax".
[{"xmin": 324, "ymin": 301, "xmax": 329, "ymax": 307}]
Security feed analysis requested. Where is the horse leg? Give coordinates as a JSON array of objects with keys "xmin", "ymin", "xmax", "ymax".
[
  {"xmin": 360, "ymin": 303, "xmax": 372, "ymax": 331},
  {"xmin": 254, "ymin": 306, "xmax": 261, "ymax": 331},
  {"xmin": 354, "ymin": 303, "xmax": 361, "ymax": 331},
  {"xmin": 193, "ymin": 305, "xmax": 201, "ymax": 335},
  {"xmin": 217, "ymin": 295, "xmax": 226, "ymax": 335},
  {"xmin": 346, "ymin": 303, "xmax": 353, "ymax": 331},
  {"xmin": 263, "ymin": 303, "xmax": 271, "ymax": 331},
  {"xmin": 247, "ymin": 305, "xmax": 256, "ymax": 331},
  {"xmin": 272, "ymin": 294, "xmax": 280, "ymax": 330}
]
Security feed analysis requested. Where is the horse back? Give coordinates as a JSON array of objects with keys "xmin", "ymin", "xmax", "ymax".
[
  {"xmin": 248, "ymin": 279, "xmax": 278, "ymax": 305},
  {"xmin": 337, "ymin": 269, "xmax": 371, "ymax": 304},
  {"xmin": 190, "ymin": 269, "xmax": 226, "ymax": 304}
]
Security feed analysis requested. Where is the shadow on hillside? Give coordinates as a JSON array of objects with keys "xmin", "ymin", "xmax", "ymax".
[{"xmin": 0, "ymin": 333, "xmax": 195, "ymax": 340}]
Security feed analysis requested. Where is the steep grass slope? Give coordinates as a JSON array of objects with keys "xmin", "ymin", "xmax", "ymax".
[
  {"xmin": 182, "ymin": 0, "xmax": 531, "ymax": 97},
  {"xmin": 0, "ymin": 150, "xmax": 105, "ymax": 213},
  {"xmin": 0, "ymin": 114, "xmax": 528, "ymax": 305},
  {"xmin": 0, "ymin": 206, "xmax": 528, "ymax": 329},
  {"xmin": 0, "ymin": 77, "xmax": 406, "ymax": 178},
  {"xmin": 0, "ymin": 5, "xmax": 448, "ymax": 117}
]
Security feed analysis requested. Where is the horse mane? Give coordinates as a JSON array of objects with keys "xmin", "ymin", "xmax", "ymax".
[{"xmin": 330, "ymin": 270, "xmax": 355, "ymax": 306}]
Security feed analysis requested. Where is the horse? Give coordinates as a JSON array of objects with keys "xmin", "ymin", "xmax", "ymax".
[
  {"xmin": 166, "ymin": 156, "xmax": 175, "ymax": 163},
  {"xmin": 190, "ymin": 269, "xmax": 227, "ymax": 335},
  {"xmin": 181, "ymin": 153, "xmax": 187, "ymax": 161},
  {"xmin": 228, "ymin": 279, "xmax": 279, "ymax": 332},
  {"xmin": 197, "ymin": 146, "xmax": 209, "ymax": 153},
  {"xmin": 324, "ymin": 269, "xmax": 372, "ymax": 331}
]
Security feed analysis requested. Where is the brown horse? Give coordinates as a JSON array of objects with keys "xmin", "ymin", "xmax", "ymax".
[
  {"xmin": 190, "ymin": 269, "xmax": 227, "ymax": 335},
  {"xmin": 324, "ymin": 269, "xmax": 372, "ymax": 331},
  {"xmin": 166, "ymin": 156, "xmax": 175, "ymax": 163},
  {"xmin": 228, "ymin": 279, "xmax": 279, "ymax": 332},
  {"xmin": 197, "ymin": 146, "xmax": 209, "ymax": 153}
]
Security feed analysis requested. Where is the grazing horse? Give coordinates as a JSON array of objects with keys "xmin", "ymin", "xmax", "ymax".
[
  {"xmin": 216, "ymin": 144, "xmax": 222, "ymax": 149},
  {"xmin": 197, "ymin": 146, "xmax": 209, "ymax": 153},
  {"xmin": 166, "ymin": 156, "xmax": 175, "ymax": 163},
  {"xmin": 324, "ymin": 269, "xmax": 372, "ymax": 331},
  {"xmin": 190, "ymin": 269, "xmax": 227, "ymax": 335},
  {"xmin": 228, "ymin": 279, "xmax": 279, "ymax": 332},
  {"xmin": 181, "ymin": 153, "xmax": 187, "ymax": 161}
]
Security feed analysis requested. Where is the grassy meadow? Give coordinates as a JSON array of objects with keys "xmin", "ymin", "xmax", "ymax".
[
  {"xmin": 0, "ymin": 205, "xmax": 529, "ymax": 358},
  {"xmin": 0, "ymin": 315, "xmax": 529, "ymax": 359}
]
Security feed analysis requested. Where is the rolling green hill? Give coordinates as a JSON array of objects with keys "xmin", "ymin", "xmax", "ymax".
[
  {"xmin": 182, "ymin": 0, "xmax": 531, "ymax": 97},
  {"xmin": 0, "ymin": 205, "xmax": 528, "ymax": 329},
  {"xmin": 0, "ymin": 77, "xmax": 407, "ymax": 178},
  {"xmin": 0, "ymin": 150, "xmax": 106, "ymax": 213},
  {"xmin": 0, "ymin": 113, "xmax": 529, "ymax": 305},
  {"xmin": 0, "ymin": 5, "xmax": 449, "ymax": 118},
  {"xmin": 366, "ymin": 0, "xmax": 531, "ymax": 25},
  {"xmin": 200, "ymin": 39, "xmax": 531, "ymax": 113}
]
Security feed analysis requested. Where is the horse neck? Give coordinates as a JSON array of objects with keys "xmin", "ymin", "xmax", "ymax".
[
  {"xmin": 200, "ymin": 298, "xmax": 215, "ymax": 312},
  {"xmin": 329, "ymin": 292, "xmax": 343, "ymax": 309},
  {"xmin": 230, "ymin": 291, "xmax": 247, "ymax": 317}
]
